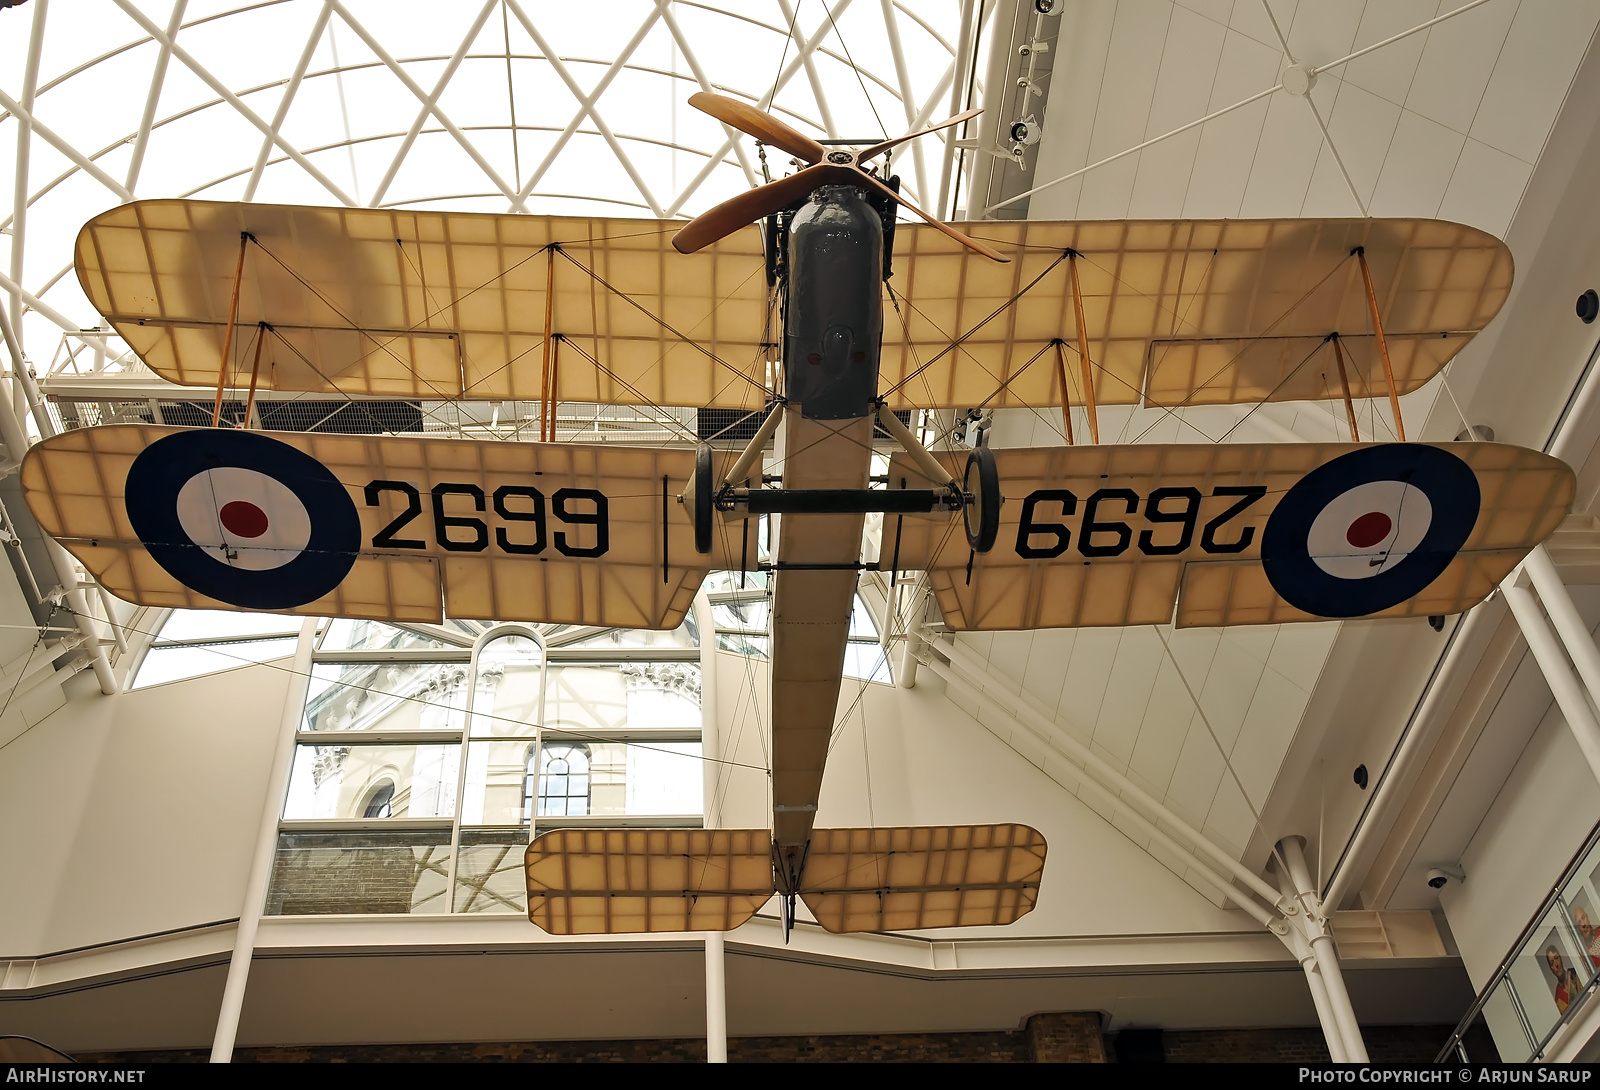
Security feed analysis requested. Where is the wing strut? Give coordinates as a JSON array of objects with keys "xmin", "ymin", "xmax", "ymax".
[
  {"xmin": 1051, "ymin": 340, "xmax": 1075, "ymax": 444},
  {"xmin": 210, "ymin": 232, "xmax": 250, "ymax": 427},
  {"xmin": 1329, "ymin": 334, "xmax": 1359, "ymax": 442},
  {"xmin": 1355, "ymin": 247, "xmax": 1406, "ymax": 441},
  {"xmin": 242, "ymin": 322, "xmax": 267, "ymax": 429},
  {"xmin": 1067, "ymin": 252, "xmax": 1099, "ymax": 444},
  {"xmin": 540, "ymin": 244, "xmax": 557, "ymax": 442}
]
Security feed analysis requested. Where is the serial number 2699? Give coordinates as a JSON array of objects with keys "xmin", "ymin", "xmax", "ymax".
[
  {"xmin": 365, "ymin": 481, "xmax": 610, "ymax": 557},
  {"xmin": 1014, "ymin": 485, "xmax": 1266, "ymax": 559}
]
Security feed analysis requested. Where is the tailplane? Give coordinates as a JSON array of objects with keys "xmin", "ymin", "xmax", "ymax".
[{"xmin": 523, "ymin": 823, "xmax": 1046, "ymax": 935}]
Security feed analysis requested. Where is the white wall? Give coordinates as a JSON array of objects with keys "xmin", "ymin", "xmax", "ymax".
[
  {"xmin": 710, "ymin": 649, "xmax": 1254, "ymax": 939},
  {"xmin": 1442, "ymin": 697, "xmax": 1600, "ymax": 988},
  {"xmin": 0, "ymin": 661, "xmax": 289, "ymax": 957}
]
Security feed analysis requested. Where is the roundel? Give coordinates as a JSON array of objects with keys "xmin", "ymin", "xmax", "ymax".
[
  {"xmin": 125, "ymin": 430, "xmax": 360, "ymax": 610},
  {"xmin": 1261, "ymin": 445, "xmax": 1480, "ymax": 618}
]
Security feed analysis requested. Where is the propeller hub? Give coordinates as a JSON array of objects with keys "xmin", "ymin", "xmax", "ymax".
[{"xmin": 826, "ymin": 151, "xmax": 855, "ymax": 165}]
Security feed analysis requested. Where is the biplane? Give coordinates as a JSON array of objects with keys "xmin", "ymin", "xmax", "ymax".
[{"xmin": 21, "ymin": 93, "xmax": 1573, "ymax": 936}]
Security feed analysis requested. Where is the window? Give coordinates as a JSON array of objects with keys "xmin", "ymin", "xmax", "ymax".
[
  {"xmin": 530, "ymin": 744, "xmax": 592, "ymax": 818},
  {"xmin": 271, "ymin": 618, "xmax": 703, "ymax": 917},
  {"xmin": 362, "ymin": 782, "xmax": 395, "ymax": 819},
  {"xmin": 131, "ymin": 610, "xmax": 306, "ymax": 689}
]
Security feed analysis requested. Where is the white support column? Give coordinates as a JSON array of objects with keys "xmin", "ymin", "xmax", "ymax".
[
  {"xmin": 693, "ymin": 591, "xmax": 729, "ymax": 1064},
  {"xmin": 705, "ymin": 931, "xmax": 728, "ymax": 1063},
  {"xmin": 1523, "ymin": 545, "xmax": 1600, "ymax": 708},
  {"xmin": 211, "ymin": 618, "xmax": 318, "ymax": 1063},
  {"xmin": 1281, "ymin": 837, "xmax": 1369, "ymax": 1063},
  {"xmin": 694, "ymin": 592, "xmax": 721, "ymax": 826},
  {"xmin": 0, "ymin": 378, "xmax": 114, "ymax": 694},
  {"xmin": 1504, "ymin": 578, "xmax": 1600, "ymax": 785},
  {"xmin": 936, "ymin": 0, "xmax": 977, "ymax": 219},
  {"xmin": 1277, "ymin": 861, "xmax": 1347, "ymax": 1062}
]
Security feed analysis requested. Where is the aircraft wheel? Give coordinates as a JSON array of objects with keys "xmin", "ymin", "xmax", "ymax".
[
  {"xmin": 692, "ymin": 444, "xmax": 715, "ymax": 555},
  {"xmin": 962, "ymin": 446, "xmax": 1000, "ymax": 552}
]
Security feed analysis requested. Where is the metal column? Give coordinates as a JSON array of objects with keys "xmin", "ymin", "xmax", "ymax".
[
  {"xmin": 705, "ymin": 931, "xmax": 728, "ymax": 1063},
  {"xmin": 1503, "ymin": 578, "xmax": 1600, "ymax": 785},
  {"xmin": 1277, "ymin": 863, "xmax": 1347, "ymax": 1062},
  {"xmin": 211, "ymin": 618, "xmax": 318, "ymax": 1062},
  {"xmin": 1523, "ymin": 545, "xmax": 1600, "ymax": 709},
  {"xmin": 1281, "ymin": 837, "xmax": 1370, "ymax": 1063}
]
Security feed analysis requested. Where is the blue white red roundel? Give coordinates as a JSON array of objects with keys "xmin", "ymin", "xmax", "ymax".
[
  {"xmin": 126, "ymin": 430, "xmax": 359, "ymax": 610},
  {"xmin": 1261, "ymin": 445, "xmax": 1479, "ymax": 618}
]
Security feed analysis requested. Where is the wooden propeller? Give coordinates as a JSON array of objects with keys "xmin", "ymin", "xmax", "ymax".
[{"xmin": 673, "ymin": 94, "xmax": 1006, "ymax": 263}]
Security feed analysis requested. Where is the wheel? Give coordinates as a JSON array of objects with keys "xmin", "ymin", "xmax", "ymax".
[
  {"xmin": 692, "ymin": 444, "xmax": 714, "ymax": 555},
  {"xmin": 962, "ymin": 446, "xmax": 1000, "ymax": 552}
]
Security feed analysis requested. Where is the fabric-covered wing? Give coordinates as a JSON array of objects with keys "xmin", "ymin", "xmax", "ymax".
[
  {"xmin": 798, "ymin": 824, "xmax": 1047, "ymax": 933},
  {"xmin": 78, "ymin": 204, "xmax": 1507, "ymax": 414},
  {"xmin": 879, "ymin": 218, "xmax": 1511, "ymax": 411},
  {"xmin": 882, "ymin": 442, "xmax": 1571, "ymax": 630},
  {"xmin": 77, "ymin": 200, "xmax": 771, "ymax": 410},
  {"xmin": 524, "ymin": 828, "xmax": 774, "ymax": 935},
  {"xmin": 22, "ymin": 425, "xmax": 745, "ymax": 627}
]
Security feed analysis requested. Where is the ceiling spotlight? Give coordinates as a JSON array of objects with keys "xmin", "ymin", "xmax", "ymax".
[
  {"xmin": 1578, "ymin": 288, "xmax": 1598, "ymax": 324},
  {"xmin": 1033, "ymin": 0, "xmax": 1056, "ymax": 13},
  {"xmin": 1010, "ymin": 116, "xmax": 1042, "ymax": 147}
]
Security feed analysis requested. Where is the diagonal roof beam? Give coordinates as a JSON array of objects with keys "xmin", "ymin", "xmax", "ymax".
[
  {"xmin": 367, "ymin": 0, "xmax": 500, "ymax": 208},
  {"xmin": 0, "ymin": 267, "xmax": 118, "ymax": 357},
  {"xmin": 111, "ymin": 0, "xmax": 356, "ymax": 206},
  {"xmin": 244, "ymin": 1, "xmax": 332, "ymax": 201},
  {"xmin": 9, "ymin": 0, "xmax": 48, "ymax": 352},
  {"xmin": 880, "ymin": 0, "xmax": 929, "ymax": 204},
  {"xmin": 125, "ymin": 0, "xmax": 188, "ymax": 194},
  {"xmin": 327, "ymin": 0, "xmax": 525, "ymax": 212},
  {"xmin": 1258, "ymin": 0, "xmax": 1367, "ymax": 216},
  {"xmin": 0, "ymin": 89, "xmax": 133, "ymax": 203},
  {"xmin": 656, "ymin": 0, "xmax": 759, "ymax": 191},
  {"xmin": 662, "ymin": 0, "xmax": 853, "ymax": 219},
  {"xmin": 777, "ymin": 0, "xmax": 841, "ymax": 139},
  {"xmin": 504, "ymin": 0, "xmax": 664, "ymax": 216}
]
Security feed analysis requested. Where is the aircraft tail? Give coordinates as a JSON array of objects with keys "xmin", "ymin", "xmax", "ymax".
[{"xmin": 523, "ymin": 823, "xmax": 1046, "ymax": 935}]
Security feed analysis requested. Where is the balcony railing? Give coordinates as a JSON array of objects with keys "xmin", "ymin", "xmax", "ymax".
[{"xmin": 1439, "ymin": 815, "xmax": 1600, "ymax": 1061}]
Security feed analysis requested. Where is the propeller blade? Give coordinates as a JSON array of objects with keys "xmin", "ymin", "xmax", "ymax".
[
  {"xmin": 854, "ymin": 170, "xmax": 1010, "ymax": 263},
  {"xmin": 857, "ymin": 107, "xmax": 983, "ymax": 162},
  {"xmin": 688, "ymin": 92, "xmax": 827, "ymax": 165},
  {"xmin": 672, "ymin": 164, "xmax": 854, "ymax": 254}
]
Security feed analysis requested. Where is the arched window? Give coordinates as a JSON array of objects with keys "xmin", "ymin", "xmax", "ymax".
[
  {"xmin": 525, "ymin": 744, "xmax": 591, "ymax": 819},
  {"xmin": 362, "ymin": 781, "xmax": 395, "ymax": 819}
]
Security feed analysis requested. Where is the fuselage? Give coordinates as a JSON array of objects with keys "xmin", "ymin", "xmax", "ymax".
[{"xmin": 769, "ymin": 185, "xmax": 884, "ymax": 887}]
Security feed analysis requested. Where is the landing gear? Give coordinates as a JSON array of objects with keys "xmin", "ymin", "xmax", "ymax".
[
  {"xmin": 690, "ymin": 444, "xmax": 714, "ymax": 554},
  {"xmin": 963, "ymin": 446, "xmax": 1000, "ymax": 552}
]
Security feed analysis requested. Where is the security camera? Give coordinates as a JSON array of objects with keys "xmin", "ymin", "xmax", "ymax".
[{"xmin": 1426, "ymin": 865, "xmax": 1465, "ymax": 889}]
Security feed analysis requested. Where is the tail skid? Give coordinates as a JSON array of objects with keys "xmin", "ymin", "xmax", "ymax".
[{"xmin": 524, "ymin": 824, "xmax": 1047, "ymax": 936}]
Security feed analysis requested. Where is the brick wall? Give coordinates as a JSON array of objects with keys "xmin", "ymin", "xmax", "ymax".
[
  {"xmin": 79, "ymin": 1020, "xmax": 1489, "ymax": 1063},
  {"xmin": 80, "ymin": 1032, "xmax": 1029, "ymax": 1064},
  {"xmin": 1026, "ymin": 1012, "xmax": 1107, "ymax": 1062}
]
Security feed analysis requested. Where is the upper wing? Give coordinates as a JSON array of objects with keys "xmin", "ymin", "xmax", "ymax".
[
  {"xmin": 77, "ymin": 200, "xmax": 772, "ymax": 410},
  {"xmin": 878, "ymin": 218, "xmax": 1512, "ymax": 411},
  {"xmin": 79, "ymin": 203, "xmax": 1507, "ymax": 413},
  {"xmin": 882, "ymin": 441, "xmax": 1571, "ymax": 629},
  {"xmin": 22, "ymin": 425, "xmax": 746, "ymax": 628}
]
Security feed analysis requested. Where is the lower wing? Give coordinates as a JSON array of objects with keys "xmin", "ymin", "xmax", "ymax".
[
  {"xmin": 879, "ymin": 441, "xmax": 1573, "ymax": 629},
  {"xmin": 22, "ymin": 424, "xmax": 749, "ymax": 629}
]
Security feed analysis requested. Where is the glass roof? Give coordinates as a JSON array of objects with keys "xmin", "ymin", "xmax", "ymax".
[{"xmin": 0, "ymin": 1, "xmax": 971, "ymax": 370}]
